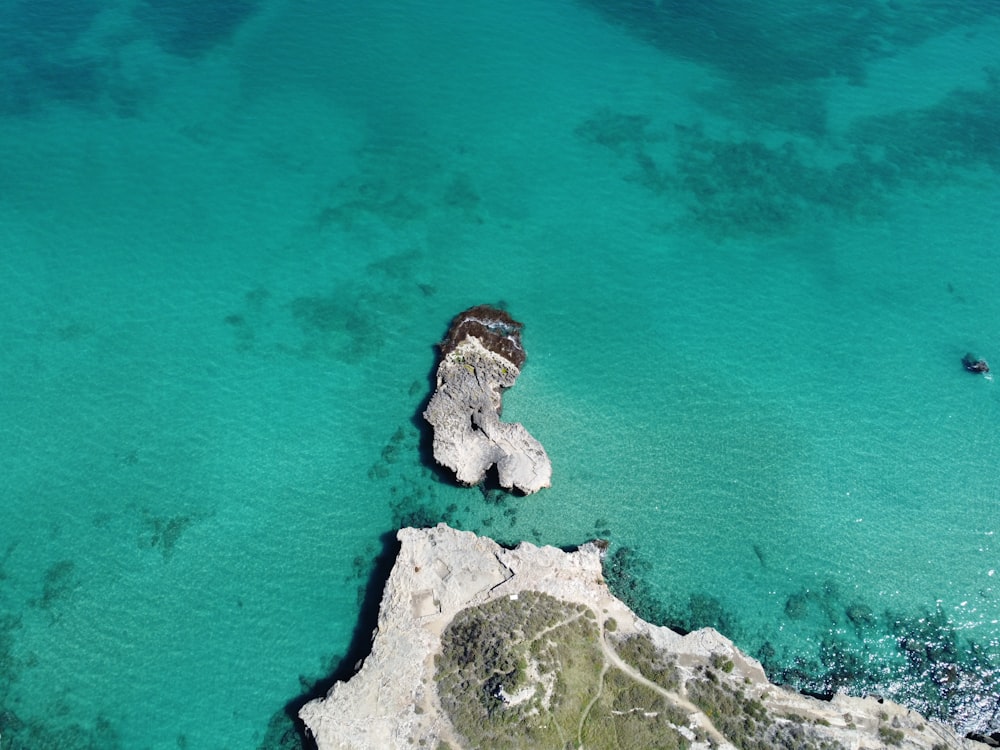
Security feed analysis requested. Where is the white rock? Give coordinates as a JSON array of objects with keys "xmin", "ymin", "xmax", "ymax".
[{"xmin": 424, "ymin": 326, "xmax": 551, "ymax": 495}]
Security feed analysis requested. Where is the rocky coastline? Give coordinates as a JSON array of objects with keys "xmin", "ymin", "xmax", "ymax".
[
  {"xmin": 300, "ymin": 309, "xmax": 992, "ymax": 748},
  {"xmin": 300, "ymin": 525, "xmax": 978, "ymax": 750},
  {"xmin": 422, "ymin": 305, "xmax": 551, "ymax": 495}
]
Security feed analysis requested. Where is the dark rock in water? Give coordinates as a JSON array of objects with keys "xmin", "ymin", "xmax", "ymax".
[
  {"xmin": 967, "ymin": 732, "xmax": 1000, "ymax": 747},
  {"xmin": 438, "ymin": 304, "xmax": 526, "ymax": 369},
  {"xmin": 423, "ymin": 305, "xmax": 551, "ymax": 494},
  {"xmin": 962, "ymin": 353, "xmax": 990, "ymax": 374}
]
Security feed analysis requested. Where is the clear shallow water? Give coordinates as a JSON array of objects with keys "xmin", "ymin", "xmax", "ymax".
[{"xmin": 0, "ymin": 0, "xmax": 998, "ymax": 746}]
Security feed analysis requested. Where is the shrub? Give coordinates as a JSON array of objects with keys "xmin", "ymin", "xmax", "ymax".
[
  {"xmin": 711, "ymin": 653, "xmax": 735, "ymax": 674},
  {"xmin": 878, "ymin": 726, "xmax": 904, "ymax": 746}
]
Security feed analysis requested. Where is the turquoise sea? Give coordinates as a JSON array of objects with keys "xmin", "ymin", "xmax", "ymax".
[{"xmin": 1, "ymin": 0, "xmax": 998, "ymax": 747}]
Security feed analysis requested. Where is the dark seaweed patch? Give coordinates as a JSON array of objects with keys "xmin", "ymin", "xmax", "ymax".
[
  {"xmin": 603, "ymin": 546, "xmax": 667, "ymax": 626},
  {"xmin": 6, "ymin": 0, "xmax": 102, "ymax": 40},
  {"xmin": 369, "ymin": 421, "xmax": 523, "ymax": 544},
  {"xmin": 285, "ymin": 252, "xmax": 424, "ymax": 364},
  {"xmin": 223, "ymin": 287, "xmax": 271, "ymax": 353},
  {"xmin": 577, "ymin": 76, "xmax": 1000, "ymax": 239},
  {"xmin": 606, "ymin": 560, "xmax": 998, "ymax": 733},
  {"xmin": 759, "ymin": 599, "xmax": 1000, "ymax": 735},
  {"xmin": 845, "ymin": 602, "xmax": 877, "ymax": 630},
  {"xmin": 592, "ymin": 518, "xmax": 612, "ymax": 539},
  {"xmin": 442, "ymin": 172, "xmax": 482, "ymax": 218},
  {"xmin": 576, "ymin": 0, "xmax": 997, "ymax": 87},
  {"xmin": 256, "ymin": 707, "xmax": 302, "ymax": 750},
  {"xmin": 135, "ymin": 0, "xmax": 259, "ymax": 58},
  {"xmin": 0, "ymin": 710, "xmax": 122, "ymax": 749},
  {"xmin": 670, "ymin": 593, "xmax": 740, "ymax": 641},
  {"xmin": 285, "ymin": 289, "xmax": 379, "ymax": 362},
  {"xmin": 31, "ymin": 560, "xmax": 78, "ymax": 611},
  {"xmin": 0, "ymin": 613, "xmax": 22, "ymax": 705},
  {"xmin": 139, "ymin": 511, "xmax": 205, "ymax": 561},
  {"xmin": 316, "ymin": 175, "xmax": 426, "ymax": 231},
  {"xmin": 851, "ymin": 68, "xmax": 1000, "ymax": 174},
  {"xmin": 0, "ymin": 0, "xmax": 105, "ymax": 114},
  {"xmin": 227, "ymin": 249, "xmax": 431, "ymax": 363},
  {"xmin": 644, "ymin": 124, "xmax": 892, "ymax": 237},
  {"xmin": 575, "ymin": 108, "xmax": 656, "ymax": 155},
  {"xmin": 370, "ymin": 428, "xmax": 459, "ymax": 531},
  {"xmin": 605, "ymin": 546, "xmax": 740, "ymax": 639}
]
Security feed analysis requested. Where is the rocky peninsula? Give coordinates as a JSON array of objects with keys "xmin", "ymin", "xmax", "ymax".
[
  {"xmin": 300, "ymin": 524, "xmax": 977, "ymax": 750},
  {"xmin": 422, "ymin": 305, "xmax": 551, "ymax": 495}
]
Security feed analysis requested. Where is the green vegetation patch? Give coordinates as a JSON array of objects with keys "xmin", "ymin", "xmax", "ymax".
[
  {"xmin": 580, "ymin": 668, "xmax": 690, "ymax": 750},
  {"xmin": 878, "ymin": 725, "xmax": 905, "ymax": 746},
  {"xmin": 611, "ymin": 633, "xmax": 681, "ymax": 692},
  {"xmin": 436, "ymin": 592, "xmax": 696, "ymax": 749},
  {"xmin": 686, "ymin": 670, "xmax": 844, "ymax": 750},
  {"xmin": 710, "ymin": 653, "xmax": 735, "ymax": 674},
  {"xmin": 436, "ymin": 591, "xmax": 601, "ymax": 748}
]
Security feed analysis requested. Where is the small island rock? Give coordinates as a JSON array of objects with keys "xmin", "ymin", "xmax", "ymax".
[
  {"xmin": 962, "ymin": 352, "xmax": 990, "ymax": 374},
  {"xmin": 422, "ymin": 305, "xmax": 551, "ymax": 495}
]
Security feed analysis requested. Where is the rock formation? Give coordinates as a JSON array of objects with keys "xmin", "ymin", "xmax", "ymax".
[
  {"xmin": 962, "ymin": 352, "xmax": 990, "ymax": 374},
  {"xmin": 299, "ymin": 525, "xmax": 976, "ymax": 750},
  {"xmin": 422, "ymin": 305, "xmax": 551, "ymax": 494}
]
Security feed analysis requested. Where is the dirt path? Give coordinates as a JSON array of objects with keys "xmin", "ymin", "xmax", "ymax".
[
  {"xmin": 576, "ymin": 659, "xmax": 610, "ymax": 746},
  {"xmin": 588, "ymin": 607, "xmax": 732, "ymax": 748}
]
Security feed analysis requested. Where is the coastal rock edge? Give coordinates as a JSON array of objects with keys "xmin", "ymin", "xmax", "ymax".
[{"xmin": 299, "ymin": 524, "xmax": 976, "ymax": 750}]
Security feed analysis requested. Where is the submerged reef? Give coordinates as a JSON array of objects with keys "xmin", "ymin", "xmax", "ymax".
[
  {"xmin": 761, "ymin": 598, "xmax": 1000, "ymax": 739},
  {"xmin": 423, "ymin": 305, "xmax": 551, "ymax": 495},
  {"xmin": 575, "ymin": 67, "xmax": 1000, "ymax": 241},
  {"xmin": 575, "ymin": 0, "xmax": 997, "ymax": 88},
  {"xmin": 135, "ymin": 0, "xmax": 260, "ymax": 58},
  {"xmin": 604, "ymin": 545, "xmax": 1000, "ymax": 738}
]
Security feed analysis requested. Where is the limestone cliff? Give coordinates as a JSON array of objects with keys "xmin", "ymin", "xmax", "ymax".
[
  {"xmin": 422, "ymin": 306, "xmax": 551, "ymax": 495},
  {"xmin": 299, "ymin": 525, "xmax": 975, "ymax": 750}
]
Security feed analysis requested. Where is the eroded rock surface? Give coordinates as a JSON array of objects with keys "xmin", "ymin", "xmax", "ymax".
[
  {"xmin": 422, "ymin": 305, "xmax": 551, "ymax": 494},
  {"xmin": 299, "ymin": 525, "xmax": 976, "ymax": 750}
]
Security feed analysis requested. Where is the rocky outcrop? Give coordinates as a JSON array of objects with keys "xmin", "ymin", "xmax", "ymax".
[
  {"xmin": 299, "ymin": 525, "xmax": 976, "ymax": 750},
  {"xmin": 962, "ymin": 352, "xmax": 990, "ymax": 374},
  {"xmin": 422, "ymin": 305, "xmax": 551, "ymax": 494}
]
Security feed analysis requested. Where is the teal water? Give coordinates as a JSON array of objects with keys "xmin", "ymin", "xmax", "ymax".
[{"xmin": 1, "ymin": 0, "xmax": 998, "ymax": 746}]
